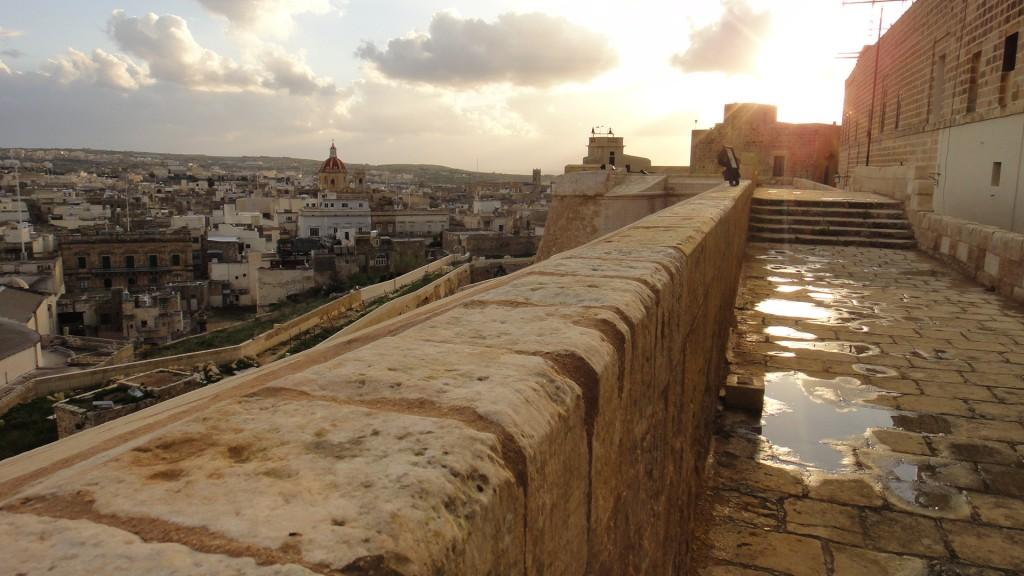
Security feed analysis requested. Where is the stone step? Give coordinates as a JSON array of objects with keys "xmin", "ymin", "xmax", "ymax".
[
  {"xmin": 751, "ymin": 197, "xmax": 903, "ymax": 210},
  {"xmin": 750, "ymin": 205, "xmax": 907, "ymax": 220},
  {"xmin": 749, "ymin": 232, "xmax": 917, "ymax": 249},
  {"xmin": 749, "ymin": 223, "xmax": 915, "ymax": 239},
  {"xmin": 749, "ymin": 214, "xmax": 911, "ymax": 230}
]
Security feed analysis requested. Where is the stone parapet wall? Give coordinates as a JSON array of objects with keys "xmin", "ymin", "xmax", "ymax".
[
  {"xmin": 915, "ymin": 212, "xmax": 1024, "ymax": 302},
  {"xmin": 0, "ymin": 182, "xmax": 754, "ymax": 574}
]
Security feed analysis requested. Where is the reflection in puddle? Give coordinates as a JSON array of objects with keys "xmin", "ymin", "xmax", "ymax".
[
  {"xmin": 756, "ymin": 299, "xmax": 836, "ymax": 321},
  {"xmin": 767, "ymin": 276, "xmax": 795, "ymax": 283},
  {"xmin": 762, "ymin": 371, "xmax": 897, "ymax": 471},
  {"xmin": 764, "ymin": 326, "xmax": 817, "ymax": 340},
  {"xmin": 776, "ymin": 341, "xmax": 880, "ymax": 356},
  {"xmin": 853, "ymin": 363, "xmax": 899, "ymax": 377},
  {"xmin": 776, "ymin": 285, "xmax": 803, "ymax": 293},
  {"xmin": 871, "ymin": 455, "xmax": 971, "ymax": 515}
]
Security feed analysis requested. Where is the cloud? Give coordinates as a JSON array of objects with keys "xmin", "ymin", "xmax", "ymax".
[
  {"xmin": 105, "ymin": 10, "xmax": 337, "ymax": 95},
  {"xmin": 195, "ymin": 0, "xmax": 338, "ymax": 37},
  {"xmin": 356, "ymin": 12, "xmax": 617, "ymax": 87},
  {"xmin": 108, "ymin": 10, "xmax": 261, "ymax": 92},
  {"xmin": 670, "ymin": 0, "xmax": 772, "ymax": 75},
  {"xmin": 260, "ymin": 48, "xmax": 336, "ymax": 95},
  {"xmin": 1, "ymin": 48, "xmax": 24, "ymax": 59},
  {"xmin": 43, "ymin": 48, "xmax": 152, "ymax": 91},
  {"xmin": 0, "ymin": 26, "xmax": 22, "ymax": 39}
]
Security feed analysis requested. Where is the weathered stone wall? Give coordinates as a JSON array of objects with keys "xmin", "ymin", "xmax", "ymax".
[
  {"xmin": 849, "ymin": 164, "xmax": 1024, "ymax": 303},
  {"xmin": 840, "ymin": 0, "xmax": 1024, "ymax": 180},
  {"xmin": 537, "ymin": 170, "xmax": 723, "ymax": 261},
  {"xmin": 0, "ymin": 183, "xmax": 753, "ymax": 574},
  {"xmin": 915, "ymin": 212, "xmax": 1024, "ymax": 302}
]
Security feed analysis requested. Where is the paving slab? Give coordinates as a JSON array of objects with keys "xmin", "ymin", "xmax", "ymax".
[{"xmin": 695, "ymin": 243, "xmax": 1024, "ymax": 575}]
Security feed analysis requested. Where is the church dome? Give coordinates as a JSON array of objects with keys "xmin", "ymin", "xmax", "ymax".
[{"xmin": 319, "ymin": 141, "xmax": 346, "ymax": 174}]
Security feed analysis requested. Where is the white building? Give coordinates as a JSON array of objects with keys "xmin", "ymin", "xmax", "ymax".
[{"xmin": 298, "ymin": 194, "xmax": 371, "ymax": 243}]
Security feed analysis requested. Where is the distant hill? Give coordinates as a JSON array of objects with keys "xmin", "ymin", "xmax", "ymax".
[{"xmin": 1, "ymin": 148, "xmax": 543, "ymax": 185}]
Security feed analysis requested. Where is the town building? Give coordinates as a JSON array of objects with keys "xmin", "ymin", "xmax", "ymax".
[
  {"xmin": 840, "ymin": 0, "xmax": 1024, "ymax": 232},
  {"xmin": 0, "ymin": 317, "xmax": 41, "ymax": 386},
  {"xmin": 0, "ymin": 285, "xmax": 58, "ymax": 341},
  {"xmin": 580, "ymin": 132, "xmax": 653, "ymax": 172},
  {"xmin": 60, "ymin": 229, "xmax": 195, "ymax": 295},
  {"xmin": 371, "ymin": 209, "xmax": 450, "ymax": 238},
  {"xmin": 690, "ymin": 103, "xmax": 840, "ymax": 184}
]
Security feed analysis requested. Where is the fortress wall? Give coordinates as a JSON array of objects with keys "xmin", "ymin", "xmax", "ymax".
[{"xmin": 0, "ymin": 182, "xmax": 754, "ymax": 575}]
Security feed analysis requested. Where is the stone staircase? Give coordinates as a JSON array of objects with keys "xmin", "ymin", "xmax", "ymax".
[{"xmin": 749, "ymin": 195, "xmax": 916, "ymax": 249}]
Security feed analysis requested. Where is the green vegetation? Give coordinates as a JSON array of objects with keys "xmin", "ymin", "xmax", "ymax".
[
  {"xmin": 284, "ymin": 273, "xmax": 442, "ymax": 356},
  {"xmin": 0, "ymin": 396, "xmax": 59, "ymax": 460},
  {"xmin": 139, "ymin": 292, "xmax": 337, "ymax": 359}
]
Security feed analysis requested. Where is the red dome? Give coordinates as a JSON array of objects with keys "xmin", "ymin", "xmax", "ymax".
[
  {"xmin": 320, "ymin": 156, "xmax": 346, "ymax": 173},
  {"xmin": 319, "ymin": 141, "xmax": 346, "ymax": 173}
]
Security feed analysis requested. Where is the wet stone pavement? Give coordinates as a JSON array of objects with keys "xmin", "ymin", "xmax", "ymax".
[{"xmin": 695, "ymin": 243, "xmax": 1024, "ymax": 576}]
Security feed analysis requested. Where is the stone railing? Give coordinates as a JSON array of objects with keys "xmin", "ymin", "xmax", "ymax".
[
  {"xmin": 915, "ymin": 213, "xmax": 1024, "ymax": 301},
  {"xmin": 0, "ymin": 182, "xmax": 754, "ymax": 574},
  {"xmin": 848, "ymin": 165, "xmax": 1024, "ymax": 303}
]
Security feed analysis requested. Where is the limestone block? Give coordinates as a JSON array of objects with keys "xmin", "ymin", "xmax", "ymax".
[
  {"xmin": 5, "ymin": 399, "xmax": 525, "ymax": 574},
  {"xmin": 984, "ymin": 252, "xmax": 1001, "ymax": 277},
  {"xmin": 940, "ymin": 236, "xmax": 952, "ymax": 255},
  {"xmin": 724, "ymin": 373, "xmax": 764, "ymax": 413},
  {"xmin": 956, "ymin": 241, "xmax": 970, "ymax": 264},
  {"xmin": 0, "ymin": 512, "xmax": 319, "ymax": 576},
  {"xmin": 991, "ymin": 231, "xmax": 1024, "ymax": 261},
  {"xmin": 272, "ymin": 339, "xmax": 588, "ymax": 575}
]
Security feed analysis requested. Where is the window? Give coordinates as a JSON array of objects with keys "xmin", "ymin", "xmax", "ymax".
[
  {"xmin": 149, "ymin": 254, "xmax": 158, "ymax": 267},
  {"xmin": 77, "ymin": 256, "xmax": 87, "ymax": 269},
  {"xmin": 125, "ymin": 255, "xmax": 135, "ymax": 269},
  {"xmin": 992, "ymin": 162, "xmax": 1003, "ymax": 186},
  {"xmin": 101, "ymin": 255, "xmax": 111, "ymax": 269},
  {"xmin": 103, "ymin": 278, "xmax": 112, "ymax": 288},
  {"xmin": 930, "ymin": 54, "xmax": 947, "ymax": 122},
  {"xmin": 773, "ymin": 156, "xmax": 786, "ymax": 178},
  {"xmin": 171, "ymin": 253, "xmax": 182, "ymax": 266},
  {"xmin": 79, "ymin": 280, "xmax": 88, "ymax": 289},
  {"xmin": 141, "ymin": 320, "xmax": 148, "ymax": 328},
  {"xmin": 342, "ymin": 203, "xmax": 348, "ymax": 208},
  {"xmin": 128, "ymin": 276, "xmax": 136, "ymax": 285},
  {"xmin": 344, "ymin": 231, "xmax": 350, "ymax": 241},
  {"xmin": 895, "ymin": 93, "xmax": 902, "ymax": 130},
  {"xmin": 609, "ymin": 151, "xmax": 616, "ymax": 166},
  {"xmin": 310, "ymin": 226, "xmax": 320, "ymax": 238},
  {"xmin": 1004, "ymin": 33, "xmax": 1018, "ymax": 72},
  {"xmin": 967, "ymin": 50, "xmax": 982, "ymax": 113},
  {"xmin": 880, "ymin": 88, "xmax": 887, "ymax": 132},
  {"xmin": 100, "ymin": 313, "xmax": 111, "ymax": 325},
  {"xmin": 374, "ymin": 254, "xmax": 388, "ymax": 266}
]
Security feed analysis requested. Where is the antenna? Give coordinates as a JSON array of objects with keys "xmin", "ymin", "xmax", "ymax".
[{"xmin": 15, "ymin": 163, "xmax": 26, "ymax": 261}]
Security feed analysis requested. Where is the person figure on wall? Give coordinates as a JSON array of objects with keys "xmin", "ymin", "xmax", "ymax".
[{"xmin": 718, "ymin": 145, "xmax": 741, "ymax": 186}]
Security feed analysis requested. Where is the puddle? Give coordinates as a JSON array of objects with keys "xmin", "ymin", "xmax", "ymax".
[
  {"xmin": 755, "ymin": 299, "xmax": 837, "ymax": 321},
  {"xmin": 768, "ymin": 351, "xmax": 797, "ymax": 358},
  {"xmin": 852, "ymin": 364, "xmax": 899, "ymax": 377},
  {"xmin": 761, "ymin": 371, "xmax": 898, "ymax": 471},
  {"xmin": 776, "ymin": 285, "xmax": 803, "ymax": 293},
  {"xmin": 776, "ymin": 341, "xmax": 880, "ymax": 356},
  {"xmin": 764, "ymin": 326, "xmax": 817, "ymax": 340},
  {"xmin": 868, "ymin": 455, "xmax": 972, "ymax": 516},
  {"xmin": 767, "ymin": 276, "xmax": 795, "ymax": 283}
]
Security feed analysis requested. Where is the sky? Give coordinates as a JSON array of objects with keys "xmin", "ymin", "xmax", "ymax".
[{"xmin": 0, "ymin": 0, "xmax": 913, "ymax": 173}]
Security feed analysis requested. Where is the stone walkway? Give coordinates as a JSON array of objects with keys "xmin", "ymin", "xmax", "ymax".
[{"xmin": 694, "ymin": 243, "xmax": 1024, "ymax": 575}]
